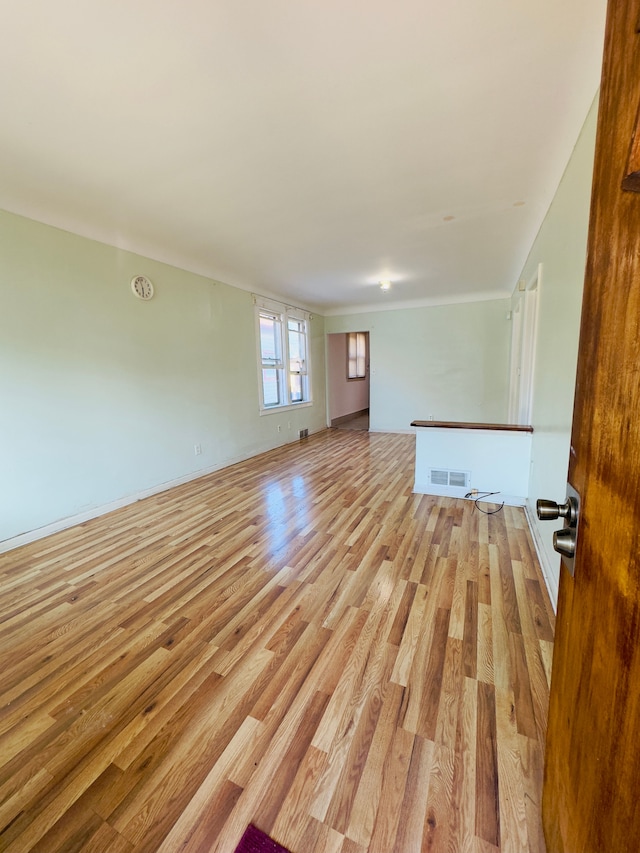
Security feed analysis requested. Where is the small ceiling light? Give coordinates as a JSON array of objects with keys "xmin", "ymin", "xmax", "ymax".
[{"xmin": 379, "ymin": 280, "xmax": 392, "ymax": 291}]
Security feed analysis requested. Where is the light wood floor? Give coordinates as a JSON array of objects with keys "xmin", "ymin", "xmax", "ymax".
[{"xmin": 0, "ymin": 430, "xmax": 554, "ymax": 853}]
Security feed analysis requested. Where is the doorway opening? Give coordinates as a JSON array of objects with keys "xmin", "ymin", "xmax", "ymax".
[{"xmin": 327, "ymin": 331, "xmax": 370, "ymax": 431}]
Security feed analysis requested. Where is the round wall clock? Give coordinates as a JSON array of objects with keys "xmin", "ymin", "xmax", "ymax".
[{"xmin": 131, "ymin": 275, "xmax": 154, "ymax": 300}]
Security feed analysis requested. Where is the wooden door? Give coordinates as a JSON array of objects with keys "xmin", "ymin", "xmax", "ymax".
[{"xmin": 542, "ymin": 1, "xmax": 640, "ymax": 851}]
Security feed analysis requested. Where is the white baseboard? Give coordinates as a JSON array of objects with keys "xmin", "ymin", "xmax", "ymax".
[
  {"xmin": 413, "ymin": 482, "xmax": 525, "ymax": 507},
  {"xmin": 524, "ymin": 499, "xmax": 559, "ymax": 611},
  {"xmin": 0, "ymin": 427, "xmax": 326, "ymax": 554}
]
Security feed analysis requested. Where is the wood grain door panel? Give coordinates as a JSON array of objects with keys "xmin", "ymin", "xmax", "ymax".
[{"xmin": 542, "ymin": 2, "xmax": 640, "ymax": 851}]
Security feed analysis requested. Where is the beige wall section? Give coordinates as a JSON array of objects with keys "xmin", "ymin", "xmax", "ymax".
[
  {"xmin": 327, "ymin": 333, "xmax": 370, "ymax": 422},
  {"xmin": 0, "ymin": 210, "xmax": 326, "ymax": 543},
  {"xmin": 515, "ymin": 94, "xmax": 599, "ymax": 605},
  {"xmin": 325, "ymin": 299, "xmax": 510, "ymax": 433}
]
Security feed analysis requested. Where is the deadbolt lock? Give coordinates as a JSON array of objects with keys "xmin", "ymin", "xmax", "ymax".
[{"xmin": 553, "ymin": 528, "xmax": 577, "ymax": 559}]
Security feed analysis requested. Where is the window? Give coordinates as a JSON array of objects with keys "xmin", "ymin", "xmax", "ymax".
[
  {"xmin": 259, "ymin": 312, "xmax": 284, "ymax": 407},
  {"xmin": 255, "ymin": 296, "xmax": 311, "ymax": 411},
  {"xmin": 347, "ymin": 331, "xmax": 367, "ymax": 379},
  {"xmin": 287, "ymin": 317, "xmax": 307, "ymax": 403}
]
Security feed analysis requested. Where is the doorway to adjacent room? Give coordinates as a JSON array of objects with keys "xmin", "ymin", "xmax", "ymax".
[{"xmin": 327, "ymin": 331, "xmax": 370, "ymax": 431}]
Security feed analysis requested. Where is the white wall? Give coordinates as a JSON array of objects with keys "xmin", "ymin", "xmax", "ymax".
[
  {"xmin": 414, "ymin": 426, "xmax": 532, "ymax": 505},
  {"xmin": 0, "ymin": 209, "xmax": 326, "ymax": 544},
  {"xmin": 327, "ymin": 332, "xmax": 369, "ymax": 422},
  {"xmin": 515, "ymin": 95, "xmax": 599, "ymax": 605},
  {"xmin": 325, "ymin": 299, "xmax": 510, "ymax": 433}
]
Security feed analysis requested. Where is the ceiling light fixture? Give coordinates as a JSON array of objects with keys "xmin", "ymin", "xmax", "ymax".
[{"xmin": 379, "ymin": 280, "xmax": 392, "ymax": 291}]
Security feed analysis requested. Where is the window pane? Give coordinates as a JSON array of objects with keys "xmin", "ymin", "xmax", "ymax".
[
  {"xmin": 262, "ymin": 368, "xmax": 280, "ymax": 406},
  {"xmin": 348, "ymin": 334, "xmax": 357, "ymax": 360},
  {"xmin": 289, "ymin": 373, "xmax": 303, "ymax": 403},
  {"xmin": 260, "ymin": 315, "xmax": 281, "ymax": 364},
  {"xmin": 356, "ymin": 332, "xmax": 366, "ymax": 377},
  {"xmin": 347, "ymin": 332, "xmax": 366, "ymax": 378},
  {"xmin": 287, "ymin": 320, "xmax": 306, "ymax": 375}
]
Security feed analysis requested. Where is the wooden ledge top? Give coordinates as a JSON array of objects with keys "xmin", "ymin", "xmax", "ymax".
[{"xmin": 411, "ymin": 420, "xmax": 533, "ymax": 433}]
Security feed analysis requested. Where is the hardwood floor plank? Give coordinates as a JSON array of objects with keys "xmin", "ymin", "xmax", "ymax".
[
  {"xmin": 253, "ymin": 690, "xmax": 331, "ymax": 834},
  {"xmin": 367, "ymin": 724, "xmax": 413, "ymax": 851},
  {"xmin": 434, "ymin": 636, "xmax": 463, "ymax": 747},
  {"xmin": 449, "ymin": 555, "xmax": 468, "ymax": 640},
  {"xmin": 416, "ymin": 607, "xmax": 451, "ymax": 741},
  {"xmin": 478, "ymin": 543, "xmax": 492, "ymax": 605},
  {"xmin": 103, "ymin": 641, "xmax": 222, "ymax": 774},
  {"xmin": 270, "ymin": 745, "xmax": 328, "ymax": 851},
  {"xmin": 522, "ymin": 636, "xmax": 551, "ymax": 745},
  {"xmin": 393, "ymin": 734, "xmax": 435, "ymax": 853},
  {"xmin": 28, "ymin": 791, "xmax": 107, "ymax": 853},
  {"xmin": 476, "ymin": 681, "xmax": 500, "ymax": 848},
  {"xmin": 319, "ymin": 642, "xmax": 398, "ymax": 833},
  {"xmin": 389, "ymin": 582, "xmax": 428, "ymax": 687},
  {"xmin": 344, "ymin": 681, "xmax": 405, "ymax": 847},
  {"xmin": 0, "ymin": 767, "xmax": 54, "ymax": 838},
  {"xmin": 153, "ymin": 716, "xmax": 258, "ymax": 852},
  {"xmin": 494, "ymin": 687, "xmax": 529, "ymax": 853},
  {"xmin": 0, "ymin": 430, "xmax": 552, "ymax": 853},
  {"xmin": 451, "ymin": 674, "xmax": 478, "ymax": 853},
  {"xmin": 488, "ymin": 545, "xmax": 511, "ymax": 695},
  {"xmin": 509, "ymin": 632, "xmax": 538, "ymax": 740},
  {"xmin": 110, "ymin": 649, "xmax": 276, "ymax": 850},
  {"xmin": 387, "ymin": 579, "xmax": 415, "ymax": 647},
  {"xmin": 518, "ymin": 733, "xmax": 546, "ymax": 853},
  {"xmin": 247, "ymin": 622, "xmax": 332, "ymax": 727},
  {"xmin": 312, "ymin": 575, "xmax": 395, "ymax": 762},
  {"xmin": 524, "ymin": 578, "xmax": 555, "ymax": 642},
  {"xmin": 539, "ymin": 639, "xmax": 554, "ymax": 689},
  {"xmin": 477, "ymin": 601, "xmax": 495, "ymax": 685},
  {"xmin": 422, "ymin": 742, "xmax": 456, "ymax": 853},
  {"xmin": 80, "ymin": 821, "xmax": 135, "ymax": 853},
  {"xmin": 463, "ymin": 579, "xmax": 479, "ymax": 678}
]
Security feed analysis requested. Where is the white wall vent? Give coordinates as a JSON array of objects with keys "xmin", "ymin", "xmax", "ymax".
[{"xmin": 429, "ymin": 468, "xmax": 470, "ymax": 488}]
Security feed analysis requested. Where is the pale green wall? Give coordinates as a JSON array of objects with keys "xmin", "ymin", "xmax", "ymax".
[
  {"xmin": 325, "ymin": 299, "xmax": 510, "ymax": 432},
  {"xmin": 516, "ymin": 94, "xmax": 598, "ymax": 604},
  {"xmin": 0, "ymin": 210, "xmax": 326, "ymax": 542},
  {"xmin": 0, "ymin": 86, "xmax": 597, "ymax": 565}
]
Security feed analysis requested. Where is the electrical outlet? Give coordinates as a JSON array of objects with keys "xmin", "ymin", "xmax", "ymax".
[
  {"xmin": 470, "ymin": 488, "xmax": 478, "ymax": 496},
  {"xmin": 277, "ymin": 425, "xmax": 281, "ymax": 433},
  {"xmin": 429, "ymin": 414, "xmax": 434, "ymax": 420},
  {"xmin": 194, "ymin": 444, "xmax": 202, "ymax": 456}
]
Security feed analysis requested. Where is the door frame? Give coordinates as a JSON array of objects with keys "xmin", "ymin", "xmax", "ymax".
[{"xmin": 508, "ymin": 264, "xmax": 541, "ymax": 425}]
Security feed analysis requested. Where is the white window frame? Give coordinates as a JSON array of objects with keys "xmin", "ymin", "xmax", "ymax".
[{"xmin": 254, "ymin": 295, "xmax": 313, "ymax": 414}]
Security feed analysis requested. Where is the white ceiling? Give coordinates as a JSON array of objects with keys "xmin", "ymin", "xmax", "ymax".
[{"xmin": 0, "ymin": 1, "xmax": 606, "ymax": 314}]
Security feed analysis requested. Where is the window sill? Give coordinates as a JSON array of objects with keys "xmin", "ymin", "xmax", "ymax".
[{"xmin": 259, "ymin": 401, "xmax": 313, "ymax": 416}]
